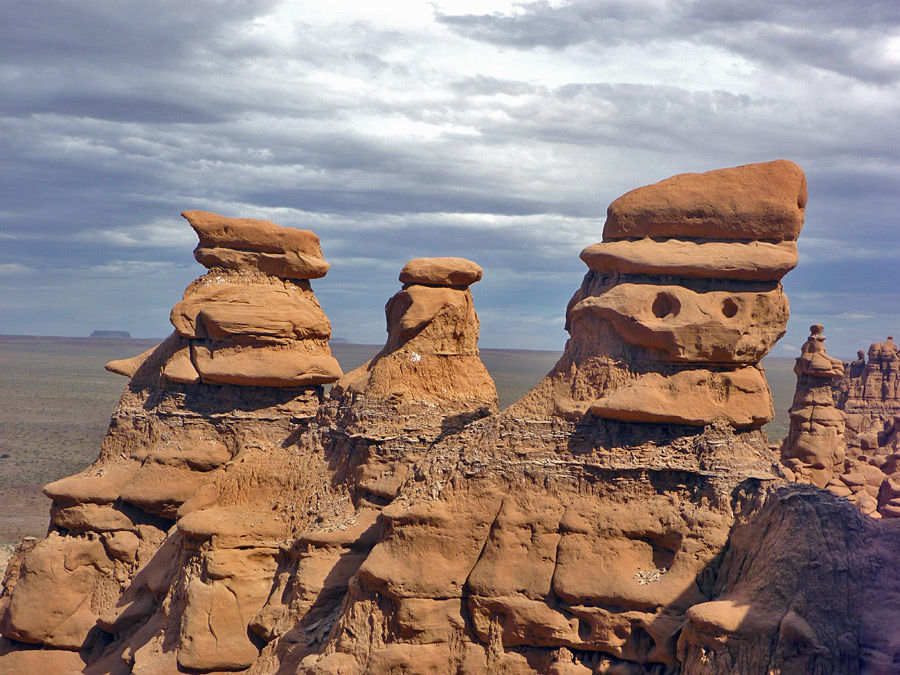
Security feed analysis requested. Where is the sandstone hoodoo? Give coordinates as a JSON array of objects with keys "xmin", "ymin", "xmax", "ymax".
[
  {"xmin": 780, "ymin": 325, "xmax": 848, "ymax": 490},
  {"xmin": 107, "ymin": 210, "xmax": 342, "ymax": 388},
  {"xmin": 781, "ymin": 327, "xmax": 900, "ymax": 520},
  {"xmin": 4, "ymin": 161, "xmax": 900, "ymax": 675},
  {"xmin": 515, "ymin": 159, "xmax": 803, "ymax": 428}
]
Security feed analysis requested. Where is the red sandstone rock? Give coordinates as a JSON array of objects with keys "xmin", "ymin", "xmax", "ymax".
[
  {"xmin": 603, "ymin": 159, "xmax": 807, "ymax": 242},
  {"xmin": 192, "ymin": 340, "xmax": 342, "ymax": 387},
  {"xmin": 580, "ymin": 239, "xmax": 798, "ymax": 281},
  {"xmin": 398, "ymin": 256, "xmax": 483, "ymax": 287},
  {"xmin": 182, "ymin": 210, "xmax": 329, "ymax": 279},
  {"xmin": 105, "ymin": 344, "xmax": 158, "ymax": 378},
  {"xmin": 9, "ymin": 165, "xmax": 897, "ymax": 675},
  {"xmin": 590, "ymin": 366, "xmax": 774, "ymax": 427}
]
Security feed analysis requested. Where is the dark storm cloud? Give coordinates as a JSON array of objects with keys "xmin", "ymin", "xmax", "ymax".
[{"xmin": 0, "ymin": 0, "xmax": 280, "ymax": 67}]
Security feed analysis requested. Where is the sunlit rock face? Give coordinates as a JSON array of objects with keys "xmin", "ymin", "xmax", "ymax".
[
  {"xmin": 8, "ymin": 162, "xmax": 900, "ymax": 675},
  {"xmin": 513, "ymin": 159, "xmax": 806, "ymax": 428},
  {"xmin": 782, "ymin": 329, "xmax": 900, "ymax": 522},
  {"xmin": 781, "ymin": 325, "xmax": 848, "ymax": 491},
  {"xmin": 0, "ymin": 212, "xmax": 342, "ymax": 673}
]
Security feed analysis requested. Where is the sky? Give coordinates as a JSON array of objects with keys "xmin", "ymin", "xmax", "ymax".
[{"xmin": 1, "ymin": 0, "xmax": 898, "ymax": 356}]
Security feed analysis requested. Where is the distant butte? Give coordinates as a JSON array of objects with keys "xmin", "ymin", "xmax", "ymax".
[
  {"xmin": 3, "ymin": 161, "xmax": 899, "ymax": 675},
  {"xmin": 89, "ymin": 330, "xmax": 131, "ymax": 339}
]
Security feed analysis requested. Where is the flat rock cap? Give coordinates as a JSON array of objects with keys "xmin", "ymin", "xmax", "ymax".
[
  {"xmin": 182, "ymin": 210, "xmax": 329, "ymax": 279},
  {"xmin": 399, "ymin": 257, "xmax": 483, "ymax": 287},
  {"xmin": 602, "ymin": 159, "xmax": 807, "ymax": 242},
  {"xmin": 182, "ymin": 210, "xmax": 324, "ymax": 257}
]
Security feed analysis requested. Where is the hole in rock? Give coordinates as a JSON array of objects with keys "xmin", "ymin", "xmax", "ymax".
[
  {"xmin": 578, "ymin": 618, "xmax": 593, "ymax": 641},
  {"xmin": 630, "ymin": 625, "xmax": 656, "ymax": 658},
  {"xmin": 651, "ymin": 293, "xmax": 679, "ymax": 318},
  {"xmin": 721, "ymin": 298, "xmax": 739, "ymax": 318}
]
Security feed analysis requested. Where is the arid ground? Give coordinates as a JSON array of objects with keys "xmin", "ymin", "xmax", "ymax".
[{"xmin": 0, "ymin": 335, "xmax": 795, "ymax": 557}]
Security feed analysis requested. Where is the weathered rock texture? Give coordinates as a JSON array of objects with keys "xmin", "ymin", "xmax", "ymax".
[
  {"xmin": 515, "ymin": 159, "xmax": 804, "ymax": 428},
  {"xmin": 0, "ymin": 213, "xmax": 343, "ymax": 673},
  {"xmin": 782, "ymin": 329, "xmax": 900, "ymax": 521},
  {"xmin": 780, "ymin": 325, "xmax": 847, "ymax": 491},
  {"xmin": 5, "ymin": 162, "xmax": 900, "ymax": 675}
]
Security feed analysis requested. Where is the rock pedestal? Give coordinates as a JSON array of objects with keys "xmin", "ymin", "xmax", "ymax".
[
  {"xmin": 513, "ymin": 159, "xmax": 804, "ymax": 430},
  {"xmin": 780, "ymin": 326, "xmax": 848, "ymax": 489},
  {"xmin": 0, "ymin": 212, "xmax": 341, "ymax": 674}
]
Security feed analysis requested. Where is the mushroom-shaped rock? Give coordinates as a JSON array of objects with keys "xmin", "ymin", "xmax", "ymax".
[
  {"xmin": 182, "ymin": 210, "xmax": 329, "ymax": 279},
  {"xmin": 399, "ymin": 257, "xmax": 483, "ymax": 287},
  {"xmin": 513, "ymin": 159, "xmax": 804, "ymax": 427}
]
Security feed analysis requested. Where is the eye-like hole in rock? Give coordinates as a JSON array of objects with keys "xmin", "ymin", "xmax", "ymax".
[
  {"xmin": 578, "ymin": 618, "xmax": 593, "ymax": 641},
  {"xmin": 651, "ymin": 293, "xmax": 679, "ymax": 319},
  {"xmin": 722, "ymin": 297, "xmax": 739, "ymax": 318}
]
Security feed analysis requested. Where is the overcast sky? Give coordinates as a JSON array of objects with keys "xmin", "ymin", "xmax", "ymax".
[{"xmin": 1, "ymin": 0, "xmax": 898, "ymax": 356}]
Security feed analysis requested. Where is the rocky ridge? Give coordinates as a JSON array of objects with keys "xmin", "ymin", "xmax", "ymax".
[
  {"xmin": 2, "ymin": 162, "xmax": 899, "ymax": 675},
  {"xmin": 782, "ymin": 327, "xmax": 900, "ymax": 522}
]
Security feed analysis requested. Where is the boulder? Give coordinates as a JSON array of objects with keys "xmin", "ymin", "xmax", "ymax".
[
  {"xmin": 398, "ymin": 257, "xmax": 483, "ymax": 287},
  {"xmin": 182, "ymin": 210, "xmax": 329, "ymax": 279},
  {"xmin": 602, "ymin": 159, "xmax": 807, "ymax": 242}
]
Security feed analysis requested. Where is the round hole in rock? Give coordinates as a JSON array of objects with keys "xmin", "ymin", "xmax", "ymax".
[
  {"xmin": 722, "ymin": 298, "xmax": 739, "ymax": 318},
  {"xmin": 652, "ymin": 292, "xmax": 679, "ymax": 318}
]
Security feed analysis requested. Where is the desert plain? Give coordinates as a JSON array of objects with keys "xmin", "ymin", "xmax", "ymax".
[{"xmin": 0, "ymin": 334, "xmax": 796, "ymax": 556}]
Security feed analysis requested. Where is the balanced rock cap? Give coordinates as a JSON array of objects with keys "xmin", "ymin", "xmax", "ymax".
[
  {"xmin": 182, "ymin": 210, "xmax": 323, "ymax": 255},
  {"xmin": 399, "ymin": 257, "xmax": 483, "ymax": 287},
  {"xmin": 182, "ymin": 210, "xmax": 329, "ymax": 279},
  {"xmin": 602, "ymin": 159, "xmax": 807, "ymax": 242}
]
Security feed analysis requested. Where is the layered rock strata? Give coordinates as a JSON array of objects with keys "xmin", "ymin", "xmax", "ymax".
[
  {"xmin": 779, "ymin": 326, "xmax": 848, "ymax": 489},
  {"xmin": 0, "ymin": 213, "xmax": 343, "ymax": 673},
  {"xmin": 514, "ymin": 159, "xmax": 804, "ymax": 429},
  {"xmin": 783, "ymin": 331, "xmax": 900, "ymax": 520},
  {"xmin": 329, "ymin": 256, "xmax": 497, "ymax": 506},
  {"xmin": 5, "ymin": 161, "xmax": 900, "ymax": 675},
  {"xmin": 838, "ymin": 335, "xmax": 900, "ymax": 438}
]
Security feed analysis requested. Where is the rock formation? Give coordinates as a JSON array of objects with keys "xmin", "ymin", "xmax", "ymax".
[
  {"xmin": 0, "ymin": 212, "xmax": 344, "ymax": 674},
  {"xmin": 780, "ymin": 325, "xmax": 847, "ymax": 490},
  {"xmin": 838, "ymin": 335, "xmax": 900, "ymax": 439},
  {"xmin": 5, "ymin": 161, "xmax": 900, "ymax": 675},
  {"xmin": 781, "ymin": 329, "xmax": 900, "ymax": 521},
  {"xmin": 515, "ymin": 159, "xmax": 804, "ymax": 429}
]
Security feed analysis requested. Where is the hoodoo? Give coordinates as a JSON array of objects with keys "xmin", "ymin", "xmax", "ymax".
[{"xmin": 4, "ymin": 161, "xmax": 900, "ymax": 675}]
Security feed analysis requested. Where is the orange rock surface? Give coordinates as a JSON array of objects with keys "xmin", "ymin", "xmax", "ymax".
[{"xmin": 4, "ymin": 165, "xmax": 900, "ymax": 675}]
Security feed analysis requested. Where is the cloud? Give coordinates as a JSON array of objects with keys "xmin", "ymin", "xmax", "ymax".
[
  {"xmin": 436, "ymin": 0, "xmax": 900, "ymax": 83},
  {"xmin": 0, "ymin": 0, "xmax": 898, "ymax": 352}
]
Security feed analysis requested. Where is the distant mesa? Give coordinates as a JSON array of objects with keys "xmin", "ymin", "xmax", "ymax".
[{"xmin": 89, "ymin": 330, "xmax": 131, "ymax": 339}]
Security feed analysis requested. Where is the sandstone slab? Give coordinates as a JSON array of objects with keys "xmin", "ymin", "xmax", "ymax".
[
  {"xmin": 590, "ymin": 367, "xmax": 774, "ymax": 427},
  {"xmin": 580, "ymin": 239, "xmax": 798, "ymax": 281},
  {"xmin": 192, "ymin": 340, "xmax": 342, "ymax": 387},
  {"xmin": 602, "ymin": 159, "xmax": 807, "ymax": 242},
  {"xmin": 399, "ymin": 257, "xmax": 483, "ymax": 287}
]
